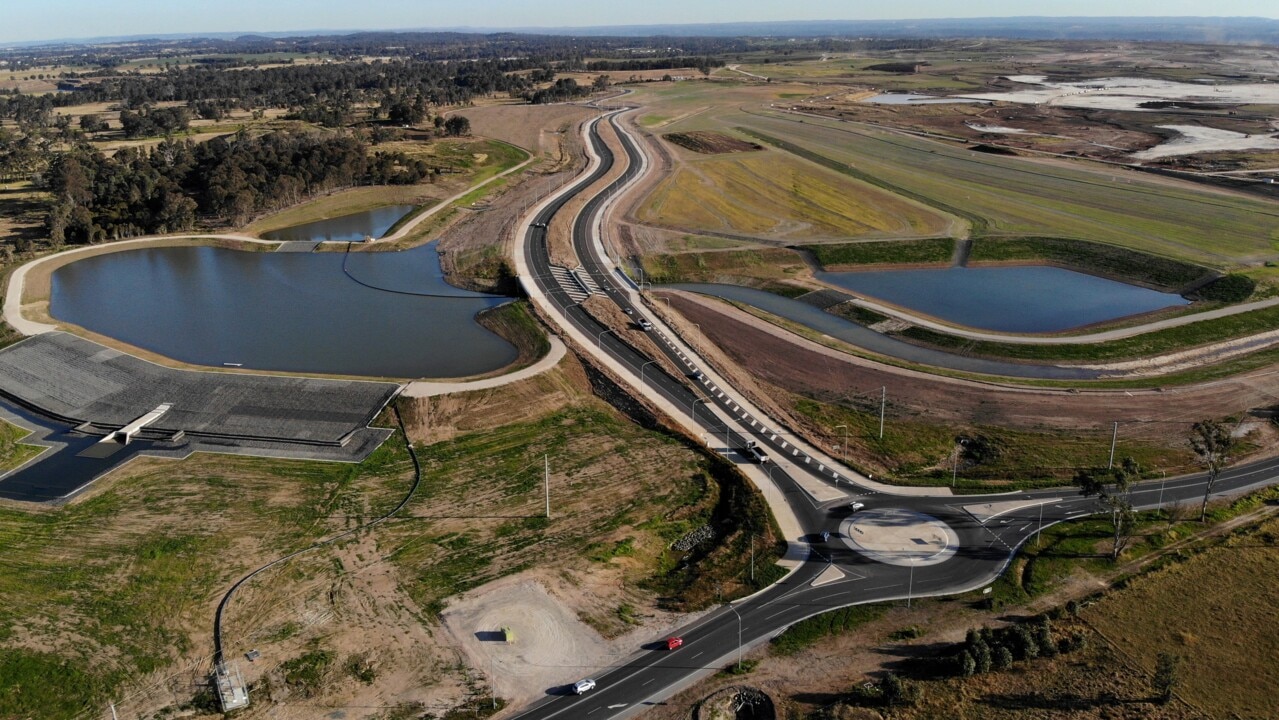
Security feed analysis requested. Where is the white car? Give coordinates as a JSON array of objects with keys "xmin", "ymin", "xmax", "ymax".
[
  {"xmin": 848, "ymin": 501, "xmax": 866, "ymax": 512},
  {"xmin": 573, "ymin": 678, "xmax": 596, "ymax": 695}
]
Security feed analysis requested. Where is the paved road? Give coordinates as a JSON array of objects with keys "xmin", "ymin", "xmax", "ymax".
[{"xmin": 509, "ymin": 109, "xmax": 1279, "ymax": 719}]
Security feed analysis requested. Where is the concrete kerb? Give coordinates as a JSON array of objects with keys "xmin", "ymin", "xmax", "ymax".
[
  {"xmin": 400, "ymin": 335, "xmax": 568, "ymax": 397},
  {"xmin": 3, "ymin": 234, "xmax": 278, "ymax": 336}
]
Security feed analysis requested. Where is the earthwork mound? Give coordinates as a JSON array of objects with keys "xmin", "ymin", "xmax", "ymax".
[
  {"xmin": 664, "ymin": 131, "xmax": 763, "ymax": 154},
  {"xmin": 695, "ymin": 685, "xmax": 776, "ymax": 720}
]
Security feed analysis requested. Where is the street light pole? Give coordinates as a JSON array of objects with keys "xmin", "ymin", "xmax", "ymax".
[
  {"xmin": 879, "ymin": 386, "xmax": 886, "ymax": 440},
  {"xmin": 596, "ymin": 328, "xmax": 614, "ymax": 350},
  {"xmin": 952, "ymin": 444, "xmax": 959, "ymax": 488},
  {"xmin": 640, "ymin": 360, "xmax": 656, "ymax": 386},
  {"xmin": 691, "ymin": 397, "xmax": 706, "ymax": 425},
  {"xmin": 907, "ymin": 558, "xmax": 915, "ymax": 608},
  {"xmin": 1036, "ymin": 501, "xmax": 1044, "ymax": 547},
  {"xmin": 727, "ymin": 604, "xmax": 743, "ymax": 670}
]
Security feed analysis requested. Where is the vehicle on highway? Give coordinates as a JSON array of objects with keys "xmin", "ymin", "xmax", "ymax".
[
  {"xmin": 849, "ymin": 501, "xmax": 866, "ymax": 512},
  {"xmin": 665, "ymin": 636, "xmax": 683, "ymax": 650},
  {"xmin": 573, "ymin": 678, "xmax": 596, "ymax": 695},
  {"xmin": 637, "ymin": 319, "xmax": 653, "ymax": 331},
  {"xmin": 623, "ymin": 307, "xmax": 634, "ymax": 315},
  {"xmin": 744, "ymin": 440, "xmax": 770, "ymax": 464}
]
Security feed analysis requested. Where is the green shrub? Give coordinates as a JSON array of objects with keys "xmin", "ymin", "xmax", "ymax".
[{"xmin": 1195, "ymin": 273, "xmax": 1256, "ymax": 302}]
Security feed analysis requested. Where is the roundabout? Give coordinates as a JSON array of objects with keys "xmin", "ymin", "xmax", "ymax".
[{"xmin": 839, "ymin": 507, "xmax": 959, "ymax": 567}]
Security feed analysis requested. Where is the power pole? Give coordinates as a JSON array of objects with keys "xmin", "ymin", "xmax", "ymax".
[
  {"xmin": 879, "ymin": 386, "xmax": 886, "ymax": 440},
  {"xmin": 1108, "ymin": 421, "xmax": 1118, "ymax": 469},
  {"xmin": 544, "ymin": 454, "xmax": 550, "ymax": 518},
  {"xmin": 109, "ymin": 703, "xmax": 118, "ymax": 720}
]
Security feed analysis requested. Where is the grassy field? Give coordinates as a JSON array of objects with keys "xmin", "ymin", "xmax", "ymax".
[
  {"xmin": 0, "ymin": 419, "xmax": 44, "ymax": 473},
  {"xmin": 638, "ymin": 247, "xmax": 809, "ymax": 289},
  {"xmin": 638, "ymin": 143, "xmax": 953, "ymax": 240},
  {"xmin": 1080, "ymin": 512, "xmax": 1279, "ymax": 718},
  {"xmin": 0, "ymin": 358, "xmax": 787, "ymax": 718},
  {"xmin": 244, "ymin": 138, "xmax": 526, "ymax": 238},
  {"xmin": 385, "ymin": 402, "xmax": 783, "ymax": 619},
  {"xmin": 0, "ymin": 435, "xmax": 413, "ymax": 719},
  {"xmin": 788, "ymin": 395, "xmax": 1194, "ymax": 490},
  {"xmin": 737, "ymin": 112, "xmax": 1279, "ymax": 266}
]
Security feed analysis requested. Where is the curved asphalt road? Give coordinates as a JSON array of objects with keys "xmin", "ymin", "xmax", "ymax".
[{"xmin": 509, "ymin": 109, "xmax": 1279, "ymax": 719}]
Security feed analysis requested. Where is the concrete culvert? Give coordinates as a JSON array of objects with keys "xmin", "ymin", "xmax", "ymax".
[{"xmin": 695, "ymin": 686, "xmax": 776, "ymax": 720}]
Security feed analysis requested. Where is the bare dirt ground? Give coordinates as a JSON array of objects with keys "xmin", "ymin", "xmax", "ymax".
[
  {"xmin": 663, "ymin": 131, "xmax": 763, "ymax": 155},
  {"xmin": 461, "ymin": 104, "xmax": 595, "ymax": 165},
  {"xmin": 442, "ymin": 570, "xmax": 710, "ymax": 713}
]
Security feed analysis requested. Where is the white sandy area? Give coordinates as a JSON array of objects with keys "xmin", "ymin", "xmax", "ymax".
[
  {"xmin": 1133, "ymin": 124, "xmax": 1279, "ymax": 159},
  {"xmin": 441, "ymin": 574, "xmax": 709, "ymax": 709},
  {"xmin": 965, "ymin": 76, "xmax": 1279, "ymax": 111}
]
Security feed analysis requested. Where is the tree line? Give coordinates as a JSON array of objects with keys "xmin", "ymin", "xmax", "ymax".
[{"xmin": 42, "ymin": 129, "xmax": 435, "ymax": 244}]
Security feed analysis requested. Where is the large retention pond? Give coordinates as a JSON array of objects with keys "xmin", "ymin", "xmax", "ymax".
[
  {"xmin": 816, "ymin": 265, "xmax": 1189, "ymax": 333},
  {"xmin": 50, "ymin": 241, "xmax": 517, "ymax": 378}
]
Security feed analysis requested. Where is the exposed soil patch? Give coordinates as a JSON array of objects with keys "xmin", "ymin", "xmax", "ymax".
[
  {"xmin": 664, "ymin": 131, "xmax": 763, "ymax": 155},
  {"xmin": 442, "ymin": 571, "xmax": 710, "ymax": 712}
]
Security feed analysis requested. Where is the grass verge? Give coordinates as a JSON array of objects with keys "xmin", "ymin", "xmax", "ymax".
[{"xmin": 803, "ymin": 238, "xmax": 954, "ymax": 267}]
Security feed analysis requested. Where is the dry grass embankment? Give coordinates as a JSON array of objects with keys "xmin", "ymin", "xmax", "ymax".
[
  {"xmin": 638, "ymin": 145, "xmax": 954, "ymax": 241},
  {"xmin": 1080, "ymin": 513, "xmax": 1279, "ymax": 718},
  {"xmin": 738, "ymin": 111, "xmax": 1279, "ymax": 266}
]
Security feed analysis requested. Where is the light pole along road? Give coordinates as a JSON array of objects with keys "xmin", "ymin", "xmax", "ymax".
[{"xmin": 507, "ymin": 105, "xmax": 1279, "ymax": 720}]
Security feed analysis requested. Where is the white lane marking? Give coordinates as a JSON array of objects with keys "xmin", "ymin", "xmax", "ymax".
[
  {"xmin": 691, "ymin": 651, "xmax": 703, "ymax": 659},
  {"xmin": 642, "ymin": 679, "xmax": 653, "ymax": 686}
]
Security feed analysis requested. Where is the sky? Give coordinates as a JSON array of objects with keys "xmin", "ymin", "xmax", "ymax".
[{"xmin": 3, "ymin": 0, "xmax": 1276, "ymax": 44}]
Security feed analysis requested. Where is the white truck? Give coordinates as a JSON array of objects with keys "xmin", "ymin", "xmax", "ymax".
[{"xmin": 744, "ymin": 440, "xmax": 770, "ymax": 464}]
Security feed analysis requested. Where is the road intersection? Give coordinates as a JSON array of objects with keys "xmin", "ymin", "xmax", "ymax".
[{"xmin": 506, "ymin": 105, "xmax": 1279, "ymax": 718}]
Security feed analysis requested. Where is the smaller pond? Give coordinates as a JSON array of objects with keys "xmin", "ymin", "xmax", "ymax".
[
  {"xmin": 864, "ymin": 93, "xmax": 985, "ymax": 105},
  {"xmin": 817, "ymin": 265, "xmax": 1189, "ymax": 333},
  {"xmin": 262, "ymin": 204, "xmax": 416, "ymax": 242}
]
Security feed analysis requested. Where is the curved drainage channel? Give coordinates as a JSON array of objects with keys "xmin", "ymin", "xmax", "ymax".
[{"xmin": 662, "ymin": 283, "xmax": 1102, "ymax": 380}]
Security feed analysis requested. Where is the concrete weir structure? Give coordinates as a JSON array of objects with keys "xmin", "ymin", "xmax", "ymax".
[
  {"xmin": 0, "ymin": 332, "xmax": 398, "ymax": 445},
  {"xmin": 0, "ymin": 332, "xmax": 401, "ymax": 502}
]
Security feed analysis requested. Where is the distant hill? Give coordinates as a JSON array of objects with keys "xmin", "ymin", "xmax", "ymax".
[
  {"xmin": 513, "ymin": 16, "xmax": 1279, "ymax": 43},
  {"xmin": 6, "ymin": 16, "xmax": 1279, "ymax": 50}
]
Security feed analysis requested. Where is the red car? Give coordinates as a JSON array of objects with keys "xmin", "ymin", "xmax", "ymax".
[{"xmin": 666, "ymin": 637, "xmax": 684, "ymax": 651}]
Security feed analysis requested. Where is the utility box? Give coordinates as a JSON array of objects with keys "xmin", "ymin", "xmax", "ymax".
[{"xmin": 502, "ymin": 626, "xmax": 516, "ymax": 643}]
